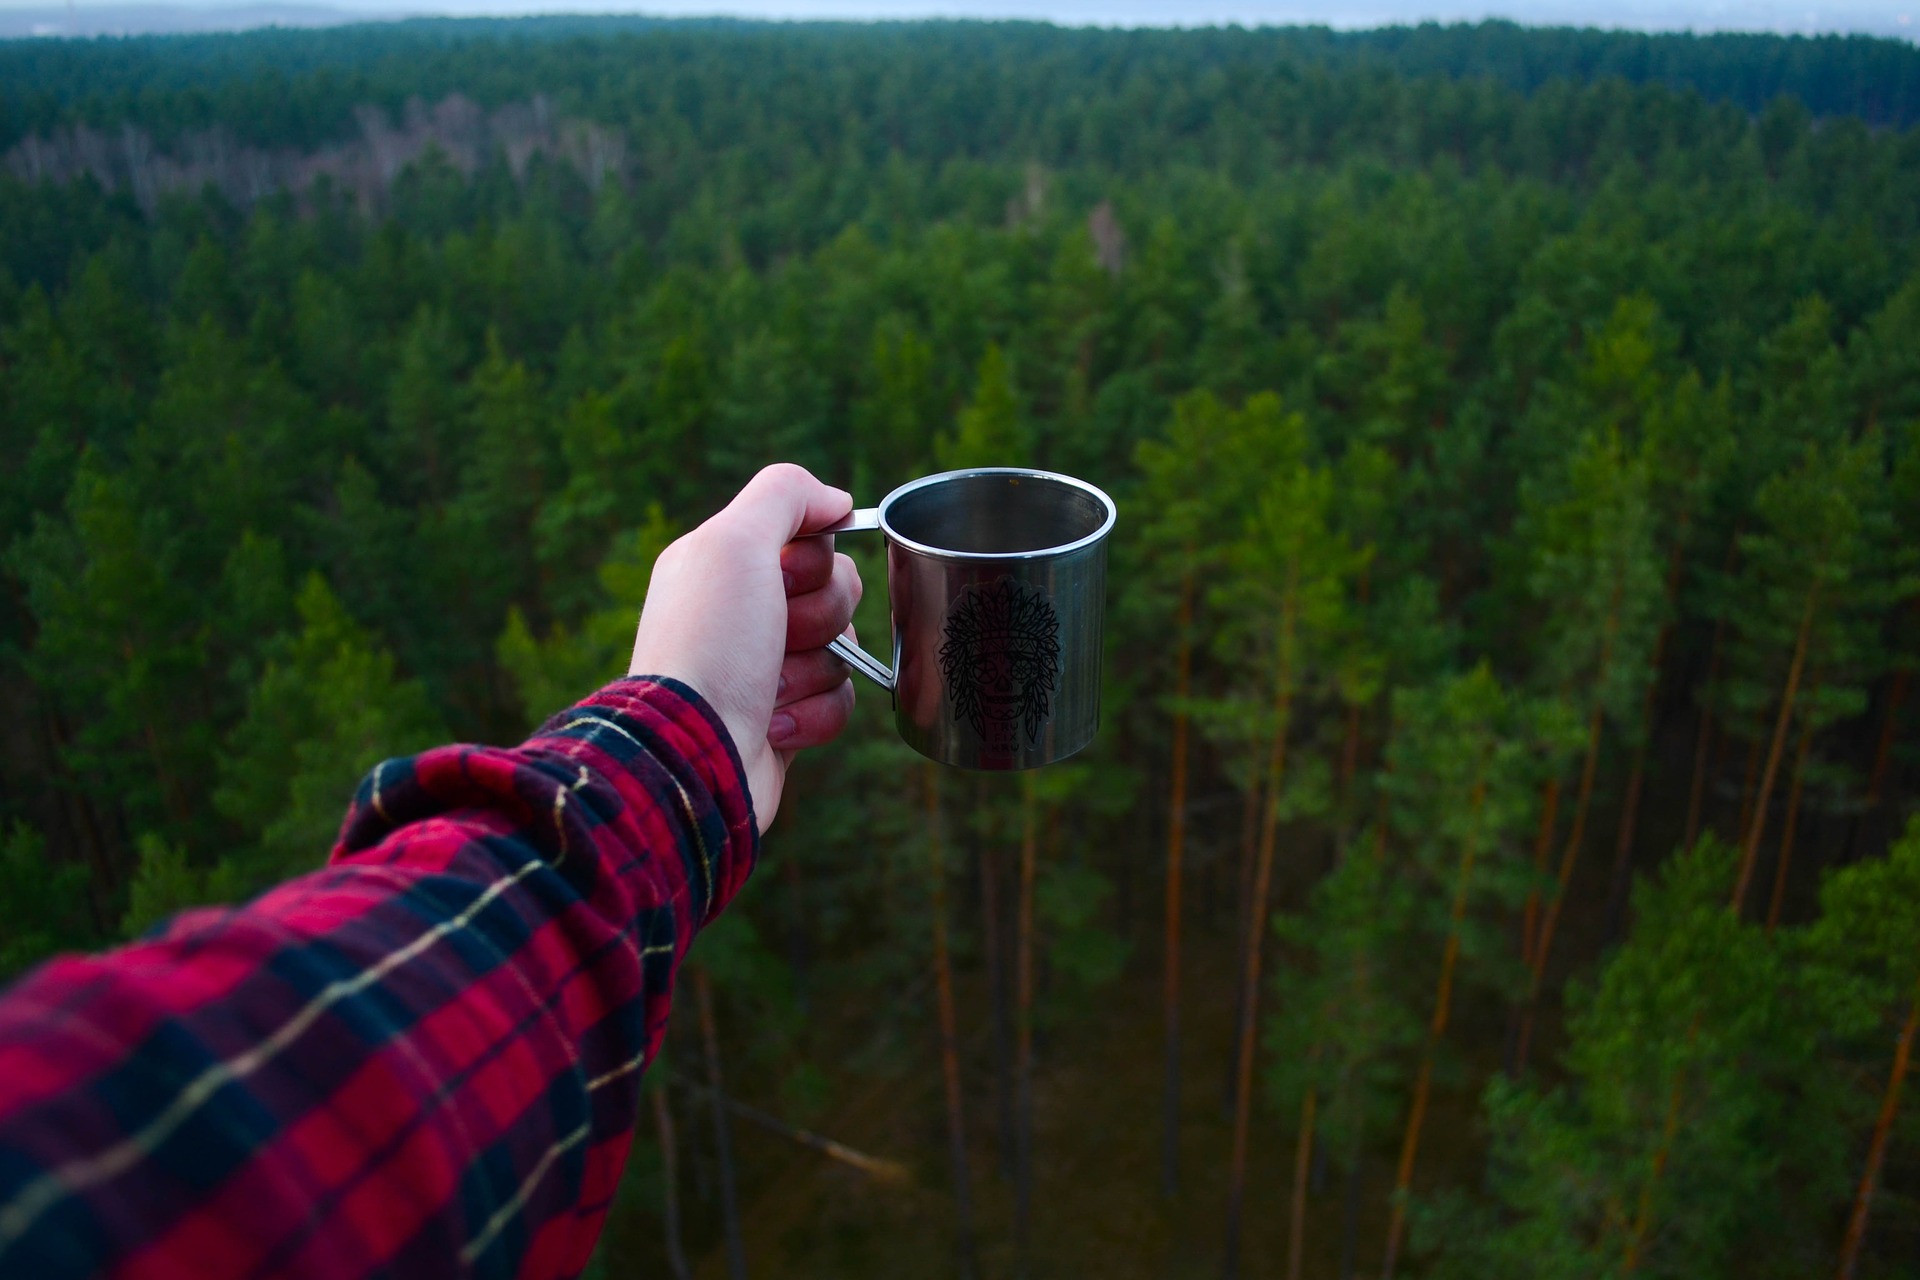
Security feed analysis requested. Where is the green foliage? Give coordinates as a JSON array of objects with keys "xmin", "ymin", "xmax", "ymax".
[
  {"xmin": 1802, "ymin": 817, "xmax": 1920, "ymax": 1049},
  {"xmin": 1517, "ymin": 425, "xmax": 1665, "ymax": 723},
  {"xmin": 1384, "ymin": 665, "xmax": 1545, "ymax": 987},
  {"xmin": 1424, "ymin": 836, "xmax": 1853, "ymax": 1279},
  {"xmin": 497, "ymin": 505, "xmax": 678, "ymax": 730},
  {"xmin": 935, "ymin": 342, "xmax": 1028, "ymax": 471},
  {"xmin": 13, "ymin": 461, "xmax": 218, "ymax": 848},
  {"xmin": 1035, "ymin": 861, "xmax": 1128, "ymax": 995},
  {"xmin": 0, "ymin": 824, "xmax": 94, "ymax": 978},
  {"xmin": 120, "ymin": 832, "xmax": 213, "ymax": 938},
  {"xmin": 853, "ymin": 312, "xmax": 940, "ymax": 490},
  {"xmin": 214, "ymin": 573, "xmax": 446, "ymax": 893},
  {"xmin": 1266, "ymin": 851, "xmax": 1424, "ymax": 1169},
  {"xmin": 1720, "ymin": 430, "xmax": 1905, "ymax": 748},
  {"xmin": 1207, "ymin": 394, "xmax": 1370, "ymax": 743}
]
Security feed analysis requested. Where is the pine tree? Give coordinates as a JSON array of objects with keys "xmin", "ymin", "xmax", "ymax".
[
  {"xmin": 14, "ymin": 463, "xmax": 209, "ymax": 858},
  {"xmin": 215, "ymin": 573, "xmax": 446, "ymax": 894},
  {"xmin": 852, "ymin": 313, "xmax": 940, "ymax": 491},
  {"xmin": 1803, "ymin": 817, "xmax": 1920, "ymax": 1278},
  {"xmin": 119, "ymin": 833, "xmax": 212, "ymax": 938},
  {"xmin": 441, "ymin": 332, "xmax": 562, "ymax": 672},
  {"xmin": 1605, "ymin": 365, "xmax": 1734, "ymax": 937},
  {"xmin": 497, "ymin": 506, "xmax": 679, "ymax": 728},
  {"xmin": 1866, "ymin": 421, "xmax": 1920, "ymax": 806},
  {"xmin": 383, "ymin": 305, "xmax": 471, "ymax": 508},
  {"xmin": 0, "ymin": 823, "xmax": 95, "ymax": 977},
  {"xmin": 936, "ymin": 341, "xmax": 1029, "ymax": 471},
  {"xmin": 1132, "ymin": 389, "xmax": 1273, "ymax": 1196},
  {"xmin": 1428, "ymin": 836, "xmax": 1852, "ymax": 1280},
  {"xmin": 1378, "ymin": 665, "xmax": 1538, "ymax": 1278},
  {"xmin": 1512, "ymin": 425, "xmax": 1664, "ymax": 1069},
  {"xmin": 1265, "ymin": 849, "xmax": 1423, "ymax": 1280},
  {"xmin": 1721, "ymin": 434, "xmax": 1896, "ymax": 916},
  {"xmin": 923, "ymin": 764, "xmax": 979, "ymax": 1280},
  {"xmin": 1210, "ymin": 393, "xmax": 1367, "ymax": 1280}
]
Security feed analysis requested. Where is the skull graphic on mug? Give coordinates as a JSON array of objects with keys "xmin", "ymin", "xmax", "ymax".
[{"xmin": 938, "ymin": 577, "xmax": 1063, "ymax": 749}]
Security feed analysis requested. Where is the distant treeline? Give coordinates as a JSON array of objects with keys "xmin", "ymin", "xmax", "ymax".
[
  {"xmin": 3, "ymin": 17, "xmax": 1920, "ymax": 160},
  {"xmin": 6, "ymin": 18, "xmax": 1920, "ymax": 303}
]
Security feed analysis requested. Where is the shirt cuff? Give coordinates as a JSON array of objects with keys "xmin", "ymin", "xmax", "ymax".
[{"xmin": 544, "ymin": 675, "xmax": 761, "ymax": 923}]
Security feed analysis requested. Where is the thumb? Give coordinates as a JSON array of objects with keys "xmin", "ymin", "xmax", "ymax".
[{"xmin": 723, "ymin": 463, "xmax": 854, "ymax": 549}]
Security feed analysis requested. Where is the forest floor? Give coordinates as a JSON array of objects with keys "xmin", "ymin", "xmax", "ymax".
[
  {"xmin": 684, "ymin": 918, "xmax": 1497, "ymax": 1280},
  {"xmin": 656, "ymin": 699, "xmax": 1798, "ymax": 1278}
]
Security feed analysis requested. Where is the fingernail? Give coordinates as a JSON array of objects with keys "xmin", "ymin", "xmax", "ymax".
[
  {"xmin": 770, "ymin": 711, "xmax": 797, "ymax": 745},
  {"xmin": 777, "ymin": 673, "xmax": 788, "ymax": 698}
]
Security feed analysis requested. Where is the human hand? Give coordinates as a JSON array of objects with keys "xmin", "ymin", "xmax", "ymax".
[{"xmin": 629, "ymin": 464, "xmax": 862, "ymax": 831}]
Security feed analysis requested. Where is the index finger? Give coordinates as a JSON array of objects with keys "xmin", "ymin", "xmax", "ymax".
[{"xmin": 723, "ymin": 463, "xmax": 854, "ymax": 549}]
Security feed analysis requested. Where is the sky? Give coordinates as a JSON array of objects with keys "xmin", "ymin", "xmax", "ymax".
[{"xmin": 0, "ymin": 0, "xmax": 1914, "ymax": 40}]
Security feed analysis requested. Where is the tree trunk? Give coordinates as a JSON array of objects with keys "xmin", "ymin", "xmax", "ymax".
[
  {"xmin": 38, "ymin": 709, "xmax": 114, "ymax": 921},
  {"xmin": 1866, "ymin": 666, "xmax": 1910, "ymax": 806},
  {"xmin": 980, "ymin": 827, "xmax": 1014, "ymax": 1179},
  {"xmin": 1604, "ymin": 663, "xmax": 1672, "ymax": 942},
  {"xmin": 1514, "ymin": 703, "xmax": 1605, "ymax": 1072},
  {"xmin": 1016, "ymin": 773, "xmax": 1039, "ymax": 1277},
  {"xmin": 1519, "ymin": 777, "xmax": 1562, "ymax": 971},
  {"xmin": 1337, "ymin": 560, "xmax": 1372, "ymax": 837},
  {"xmin": 1369, "ymin": 717, "xmax": 1399, "ymax": 868},
  {"xmin": 1735, "ymin": 736, "xmax": 1764, "ymax": 843},
  {"xmin": 1289, "ymin": 697, "xmax": 1378, "ymax": 1273},
  {"xmin": 1625, "ymin": 825, "xmax": 1757, "ymax": 1273},
  {"xmin": 1765, "ymin": 724, "xmax": 1814, "ymax": 935},
  {"xmin": 1837, "ymin": 979, "xmax": 1920, "ymax": 1280},
  {"xmin": 1602, "ymin": 535, "xmax": 1685, "ymax": 944},
  {"xmin": 652, "ymin": 1086, "xmax": 692, "ymax": 1280},
  {"xmin": 1381, "ymin": 779, "xmax": 1487, "ymax": 1280},
  {"xmin": 1164, "ymin": 571, "xmax": 1195, "ymax": 1196},
  {"xmin": 1224, "ymin": 767, "xmax": 1264, "ymax": 1117},
  {"xmin": 1603, "ymin": 743, "xmax": 1650, "ymax": 945},
  {"xmin": 782, "ymin": 850, "xmax": 809, "ymax": 1008},
  {"xmin": 1621, "ymin": 1031, "xmax": 1690, "ymax": 1276},
  {"xmin": 1734, "ymin": 589, "xmax": 1817, "ymax": 914},
  {"xmin": 1340, "ymin": 703, "xmax": 1364, "ymax": 814},
  {"xmin": 693, "ymin": 966, "xmax": 747, "ymax": 1280},
  {"xmin": 1288, "ymin": 1080, "xmax": 1318, "ymax": 1280},
  {"xmin": 676, "ymin": 1076, "xmax": 911, "ymax": 1181},
  {"xmin": 1529, "ymin": 567, "xmax": 1622, "ymax": 977},
  {"xmin": 1684, "ymin": 617, "xmax": 1728, "ymax": 851},
  {"xmin": 926, "ymin": 766, "xmax": 980, "ymax": 1280},
  {"xmin": 1223, "ymin": 601, "xmax": 1297, "ymax": 1280},
  {"xmin": 1338, "ymin": 1146, "xmax": 1364, "ymax": 1280}
]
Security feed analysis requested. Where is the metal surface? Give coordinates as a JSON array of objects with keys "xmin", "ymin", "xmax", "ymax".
[
  {"xmin": 811, "ymin": 468, "xmax": 1115, "ymax": 771},
  {"xmin": 827, "ymin": 633, "xmax": 894, "ymax": 692},
  {"xmin": 820, "ymin": 507, "xmax": 880, "ymax": 535}
]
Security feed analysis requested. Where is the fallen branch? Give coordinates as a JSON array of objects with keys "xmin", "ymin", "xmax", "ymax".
[{"xmin": 670, "ymin": 1072, "xmax": 912, "ymax": 1184}]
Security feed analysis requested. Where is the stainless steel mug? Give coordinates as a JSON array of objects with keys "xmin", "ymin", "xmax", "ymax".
[{"xmin": 816, "ymin": 468, "xmax": 1117, "ymax": 771}]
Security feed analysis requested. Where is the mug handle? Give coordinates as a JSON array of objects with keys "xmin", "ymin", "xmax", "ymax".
[{"xmin": 807, "ymin": 508, "xmax": 895, "ymax": 692}]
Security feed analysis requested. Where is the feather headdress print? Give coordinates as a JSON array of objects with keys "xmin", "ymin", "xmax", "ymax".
[{"xmin": 938, "ymin": 577, "xmax": 1061, "ymax": 744}]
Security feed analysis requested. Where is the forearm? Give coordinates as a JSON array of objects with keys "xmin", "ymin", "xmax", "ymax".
[{"xmin": 0, "ymin": 677, "xmax": 756, "ymax": 1279}]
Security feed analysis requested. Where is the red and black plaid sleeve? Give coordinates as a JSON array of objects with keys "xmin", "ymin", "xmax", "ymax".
[{"xmin": 0, "ymin": 675, "xmax": 757, "ymax": 1279}]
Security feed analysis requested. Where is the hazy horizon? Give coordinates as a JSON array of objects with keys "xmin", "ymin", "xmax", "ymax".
[{"xmin": 1, "ymin": 0, "xmax": 1915, "ymax": 42}]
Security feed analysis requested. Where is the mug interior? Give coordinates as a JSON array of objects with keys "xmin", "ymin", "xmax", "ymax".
[{"xmin": 883, "ymin": 471, "xmax": 1113, "ymax": 557}]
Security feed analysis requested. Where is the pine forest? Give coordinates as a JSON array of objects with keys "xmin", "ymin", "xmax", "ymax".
[{"xmin": 3, "ymin": 16, "xmax": 1920, "ymax": 1278}]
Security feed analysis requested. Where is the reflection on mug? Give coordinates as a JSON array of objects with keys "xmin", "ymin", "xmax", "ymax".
[{"xmin": 813, "ymin": 467, "xmax": 1115, "ymax": 771}]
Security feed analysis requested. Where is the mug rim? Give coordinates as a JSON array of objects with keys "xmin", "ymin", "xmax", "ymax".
[{"xmin": 877, "ymin": 467, "xmax": 1118, "ymax": 564}]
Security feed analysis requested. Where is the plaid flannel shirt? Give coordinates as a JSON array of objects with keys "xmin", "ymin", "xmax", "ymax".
[{"xmin": 0, "ymin": 676, "xmax": 757, "ymax": 1278}]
